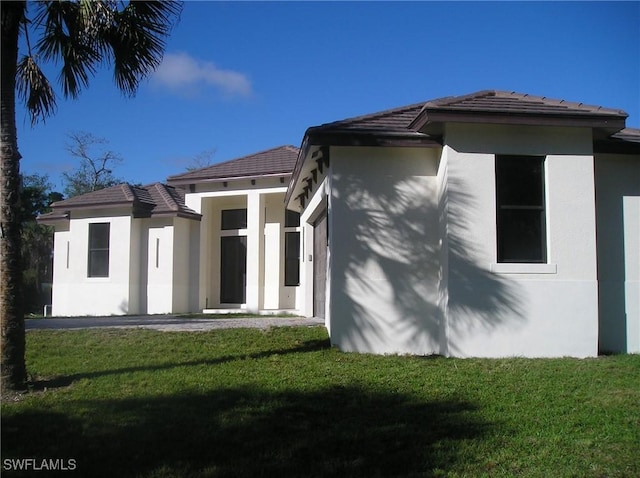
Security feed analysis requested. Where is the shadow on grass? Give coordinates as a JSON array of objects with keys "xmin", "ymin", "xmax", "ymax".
[
  {"xmin": 3, "ymin": 385, "xmax": 488, "ymax": 478},
  {"xmin": 27, "ymin": 338, "xmax": 331, "ymax": 391}
]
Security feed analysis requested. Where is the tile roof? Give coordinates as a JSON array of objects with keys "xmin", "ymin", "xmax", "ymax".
[
  {"xmin": 287, "ymin": 90, "xmax": 634, "ymax": 207},
  {"xmin": 144, "ymin": 183, "xmax": 200, "ymax": 218},
  {"xmin": 419, "ymin": 90, "xmax": 628, "ymax": 117},
  {"xmin": 594, "ymin": 127, "xmax": 640, "ymax": 154},
  {"xmin": 48, "ymin": 183, "xmax": 140, "ymax": 209},
  {"xmin": 409, "ymin": 90, "xmax": 629, "ymax": 133},
  {"xmin": 167, "ymin": 145, "xmax": 299, "ymax": 184},
  {"xmin": 304, "ymin": 90, "xmax": 629, "ymax": 138},
  {"xmin": 309, "ymin": 102, "xmax": 427, "ymax": 133},
  {"xmin": 37, "ymin": 182, "xmax": 200, "ymax": 223},
  {"xmin": 610, "ymin": 127, "xmax": 640, "ymax": 143}
]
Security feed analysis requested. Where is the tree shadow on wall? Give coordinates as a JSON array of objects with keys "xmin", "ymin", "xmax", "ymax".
[
  {"xmin": 3, "ymin": 386, "xmax": 491, "ymax": 477},
  {"xmin": 330, "ymin": 167, "xmax": 524, "ymax": 355}
]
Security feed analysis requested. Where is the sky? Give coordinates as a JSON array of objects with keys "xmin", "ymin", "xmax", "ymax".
[{"xmin": 16, "ymin": 1, "xmax": 640, "ymax": 193}]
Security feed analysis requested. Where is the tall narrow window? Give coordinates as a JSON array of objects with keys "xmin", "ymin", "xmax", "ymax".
[
  {"xmin": 285, "ymin": 232, "xmax": 300, "ymax": 286},
  {"xmin": 88, "ymin": 223, "xmax": 110, "ymax": 277},
  {"xmin": 284, "ymin": 210, "xmax": 301, "ymax": 286},
  {"xmin": 496, "ymin": 155, "xmax": 546, "ymax": 263}
]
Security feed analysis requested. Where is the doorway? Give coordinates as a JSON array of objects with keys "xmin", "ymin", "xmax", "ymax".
[
  {"xmin": 220, "ymin": 236, "xmax": 246, "ymax": 304},
  {"xmin": 313, "ymin": 211, "xmax": 327, "ymax": 318}
]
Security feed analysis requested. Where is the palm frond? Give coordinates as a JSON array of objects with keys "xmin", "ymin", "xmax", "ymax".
[
  {"xmin": 16, "ymin": 55, "xmax": 57, "ymax": 126},
  {"xmin": 34, "ymin": 0, "xmax": 100, "ymax": 98},
  {"xmin": 105, "ymin": 1, "xmax": 182, "ymax": 96},
  {"xmin": 20, "ymin": 0, "xmax": 181, "ymax": 114}
]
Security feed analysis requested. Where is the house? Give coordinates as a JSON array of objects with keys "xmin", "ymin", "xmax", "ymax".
[
  {"xmin": 286, "ymin": 90, "xmax": 639, "ymax": 358},
  {"xmin": 39, "ymin": 90, "xmax": 639, "ymax": 358},
  {"xmin": 38, "ymin": 146, "xmax": 301, "ymax": 317}
]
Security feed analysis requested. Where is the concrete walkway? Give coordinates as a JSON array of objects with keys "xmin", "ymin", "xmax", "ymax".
[{"xmin": 25, "ymin": 315, "xmax": 325, "ymax": 332}]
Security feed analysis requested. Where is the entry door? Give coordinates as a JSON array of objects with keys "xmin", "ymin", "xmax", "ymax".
[
  {"xmin": 313, "ymin": 212, "xmax": 328, "ymax": 319},
  {"xmin": 220, "ymin": 236, "xmax": 247, "ymax": 304}
]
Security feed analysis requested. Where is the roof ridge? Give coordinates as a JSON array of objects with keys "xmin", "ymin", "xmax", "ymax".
[
  {"xmin": 426, "ymin": 90, "xmax": 497, "ymax": 107},
  {"xmin": 150, "ymin": 182, "xmax": 179, "ymax": 211},
  {"xmin": 120, "ymin": 183, "xmax": 137, "ymax": 202}
]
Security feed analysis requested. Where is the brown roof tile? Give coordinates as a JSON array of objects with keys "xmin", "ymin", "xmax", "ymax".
[
  {"xmin": 410, "ymin": 90, "xmax": 629, "ymax": 133},
  {"xmin": 594, "ymin": 127, "xmax": 640, "ymax": 154},
  {"xmin": 311, "ymin": 102, "xmax": 427, "ymax": 132},
  {"xmin": 167, "ymin": 145, "xmax": 299, "ymax": 184},
  {"xmin": 49, "ymin": 183, "xmax": 139, "ymax": 209},
  {"xmin": 610, "ymin": 127, "xmax": 640, "ymax": 143},
  {"xmin": 287, "ymin": 90, "xmax": 633, "ymax": 206},
  {"xmin": 144, "ymin": 183, "xmax": 200, "ymax": 219},
  {"xmin": 422, "ymin": 90, "xmax": 627, "ymax": 116},
  {"xmin": 37, "ymin": 182, "xmax": 200, "ymax": 223}
]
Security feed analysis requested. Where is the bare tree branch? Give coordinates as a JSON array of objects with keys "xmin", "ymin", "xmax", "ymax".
[{"xmin": 62, "ymin": 131, "xmax": 123, "ymax": 197}]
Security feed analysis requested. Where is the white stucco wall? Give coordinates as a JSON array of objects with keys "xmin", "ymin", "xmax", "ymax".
[
  {"xmin": 51, "ymin": 211, "xmax": 135, "ymax": 316},
  {"xmin": 172, "ymin": 217, "xmax": 196, "ymax": 313},
  {"xmin": 595, "ymin": 153, "xmax": 640, "ymax": 354},
  {"xmin": 328, "ymin": 146, "xmax": 442, "ymax": 355},
  {"xmin": 146, "ymin": 220, "xmax": 174, "ymax": 315},
  {"xmin": 304, "ymin": 125, "xmax": 605, "ymax": 357},
  {"xmin": 442, "ymin": 124, "xmax": 599, "ymax": 358}
]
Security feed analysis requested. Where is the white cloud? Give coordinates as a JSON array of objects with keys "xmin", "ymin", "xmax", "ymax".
[{"xmin": 153, "ymin": 52, "xmax": 252, "ymax": 97}]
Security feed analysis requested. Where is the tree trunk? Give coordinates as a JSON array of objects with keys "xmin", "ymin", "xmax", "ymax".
[{"xmin": 1, "ymin": 1, "xmax": 27, "ymax": 392}]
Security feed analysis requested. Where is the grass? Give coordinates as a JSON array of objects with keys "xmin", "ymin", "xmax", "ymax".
[{"xmin": 2, "ymin": 327, "xmax": 639, "ymax": 478}]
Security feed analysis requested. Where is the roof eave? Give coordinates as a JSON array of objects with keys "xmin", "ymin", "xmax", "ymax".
[
  {"xmin": 48, "ymin": 200, "xmax": 135, "ymax": 212},
  {"xmin": 142, "ymin": 210, "xmax": 202, "ymax": 221},
  {"xmin": 285, "ymin": 127, "xmax": 441, "ymax": 207},
  {"xmin": 167, "ymin": 171, "xmax": 292, "ymax": 187},
  {"xmin": 594, "ymin": 138, "xmax": 640, "ymax": 155},
  {"xmin": 412, "ymin": 110, "xmax": 628, "ymax": 135},
  {"xmin": 36, "ymin": 212, "xmax": 70, "ymax": 225}
]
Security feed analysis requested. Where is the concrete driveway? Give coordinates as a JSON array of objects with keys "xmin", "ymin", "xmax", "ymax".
[{"xmin": 25, "ymin": 315, "xmax": 325, "ymax": 332}]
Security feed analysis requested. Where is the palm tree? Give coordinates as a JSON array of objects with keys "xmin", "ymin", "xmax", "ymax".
[{"xmin": 0, "ymin": 1, "xmax": 182, "ymax": 392}]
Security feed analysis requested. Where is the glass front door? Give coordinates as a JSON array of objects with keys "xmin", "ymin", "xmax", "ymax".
[{"xmin": 220, "ymin": 236, "xmax": 247, "ymax": 304}]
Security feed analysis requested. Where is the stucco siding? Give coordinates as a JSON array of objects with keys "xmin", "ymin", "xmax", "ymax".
[
  {"xmin": 329, "ymin": 146, "xmax": 441, "ymax": 355},
  {"xmin": 172, "ymin": 217, "xmax": 193, "ymax": 313},
  {"xmin": 146, "ymin": 221, "xmax": 174, "ymax": 314},
  {"xmin": 443, "ymin": 124, "xmax": 599, "ymax": 357},
  {"xmin": 128, "ymin": 218, "xmax": 142, "ymax": 314},
  {"xmin": 595, "ymin": 153, "xmax": 640, "ymax": 354},
  {"xmin": 52, "ymin": 213, "xmax": 134, "ymax": 316}
]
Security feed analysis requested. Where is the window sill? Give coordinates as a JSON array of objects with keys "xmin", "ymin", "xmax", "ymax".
[{"xmin": 490, "ymin": 263, "xmax": 557, "ymax": 275}]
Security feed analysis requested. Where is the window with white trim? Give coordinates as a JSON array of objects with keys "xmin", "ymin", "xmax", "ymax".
[
  {"xmin": 495, "ymin": 155, "xmax": 547, "ymax": 263},
  {"xmin": 88, "ymin": 223, "xmax": 110, "ymax": 277},
  {"xmin": 284, "ymin": 210, "xmax": 301, "ymax": 286}
]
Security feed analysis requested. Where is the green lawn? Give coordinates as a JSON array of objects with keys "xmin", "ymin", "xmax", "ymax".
[{"xmin": 2, "ymin": 327, "xmax": 639, "ymax": 478}]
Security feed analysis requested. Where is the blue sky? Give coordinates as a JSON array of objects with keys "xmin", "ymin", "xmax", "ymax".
[{"xmin": 17, "ymin": 1, "xmax": 640, "ymax": 192}]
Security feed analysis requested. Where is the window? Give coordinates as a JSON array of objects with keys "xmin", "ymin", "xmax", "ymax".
[
  {"xmin": 496, "ymin": 155, "xmax": 546, "ymax": 263},
  {"xmin": 221, "ymin": 209, "xmax": 247, "ymax": 230},
  {"xmin": 285, "ymin": 231, "xmax": 300, "ymax": 286},
  {"xmin": 284, "ymin": 210, "xmax": 301, "ymax": 286},
  {"xmin": 88, "ymin": 223, "xmax": 110, "ymax": 277},
  {"xmin": 285, "ymin": 209, "xmax": 300, "ymax": 227}
]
